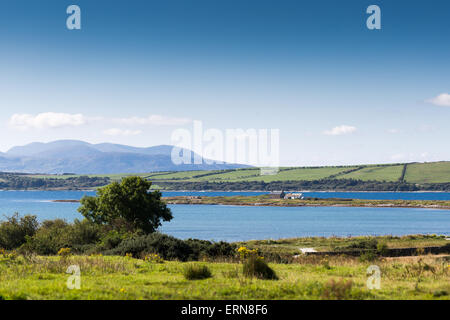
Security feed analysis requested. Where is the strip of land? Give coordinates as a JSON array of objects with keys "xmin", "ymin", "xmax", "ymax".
[
  {"xmin": 163, "ymin": 195, "xmax": 450, "ymax": 209},
  {"xmin": 53, "ymin": 195, "xmax": 450, "ymax": 209}
]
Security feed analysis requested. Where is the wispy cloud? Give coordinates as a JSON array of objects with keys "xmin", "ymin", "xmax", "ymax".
[
  {"xmin": 103, "ymin": 128, "xmax": 142, "ymax": 136},
  {"xmin": 323, "ymin": 125, "xmax": 357, "ymax": 136},
  {"xmin": 426, "ymin": 93, "xmax": 450, "ymax": 107},
  {"xmin": 114, "ymin": 115, "xmax": 191, "ymax": 126},
  {"xmin": 8, "ymin": 113, "xmax": 191, "ymax": 130},
  {"xmin": 9, "ymin": 112, "xmax": 87, "ymax": 130},
  {"xmin": 387, "ymin": 128, "xmax": 400, "ymax": 134}
]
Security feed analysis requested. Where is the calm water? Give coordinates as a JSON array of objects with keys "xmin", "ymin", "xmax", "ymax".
[{"xmin": 0, "ymin": 191, "xmax": 449, "ymax": 241}]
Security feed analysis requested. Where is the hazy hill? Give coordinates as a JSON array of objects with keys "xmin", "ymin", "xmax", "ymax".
[{"xmin": 0, "ymin": 140, "xmax": 248, "ymax": 174}]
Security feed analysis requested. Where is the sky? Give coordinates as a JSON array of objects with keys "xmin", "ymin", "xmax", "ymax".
[{"xmin": 0, "ymin": 0, "xmax": 449, "ymax": 166}]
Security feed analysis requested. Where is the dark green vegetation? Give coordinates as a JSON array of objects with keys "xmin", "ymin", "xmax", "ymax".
[
  {"xmin": 0, "ymin": 212, "xmax": 236, "ymax": 260},
  {"xmin": 9, "ymin": 161, "xmax": 450, "ymax": 191},
  {"xmin": 0, "ymin": 172, "xmax": 109, "ymax": 190}
]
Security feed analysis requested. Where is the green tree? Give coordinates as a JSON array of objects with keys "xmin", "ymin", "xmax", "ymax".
[{"xmin": 78, "ymin": 177, "xmax": 172, "ymax": 234}]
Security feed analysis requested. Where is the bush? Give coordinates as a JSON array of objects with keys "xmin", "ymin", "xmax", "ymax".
[
  {"xmin": 67, "ymin": 219, "xmax": 102, "ymax": 246},
  {"xmin": 359, "ymin": 251, "xmax": 377, "ymax": 262},
  {"xmin": 377, "ymin": 242, "xmax": 389, "ymax": 256},
  {"xmin": 348, "ymin": 238, "xmax": 378, "ymax": 250},
  {"xmin": 185, "ymin": 239, "xmax": 236, "ymax": 259},
  {"xmin": 183, "ymin": 264, "xmax": 212, "ymax": 280},
  {"xmin": 243, "ymin": 256, "xmax": 278, "ymax": 280},
  {"xmin": 0, "ymin": 213, "xmax": 38, "ymax": 250},
  {"xmin": 95, "ymin": 230, "xmax": 131, "ymax": 252},
  {"xmin": 108, "ymin": 234, "xmax": 236, "ymax": 261},
  {"xmin": 23, "ymin": 219, "xmax": 70, "ymax": 255},
  {"xmin": 108, "ymin": 233, "xmax": 193, "ymax": 261}
]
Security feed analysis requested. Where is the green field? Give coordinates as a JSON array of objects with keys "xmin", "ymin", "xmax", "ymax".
[
  {"xmin": 405, "ymin": 162, "xmax": 450, "ymax": 184},
  {"xmin": 22, "ymin": 161, "xmax": 450, "ymax": 187},
  {"xmin": 338, "ymin": 165, "xmax": 405, "ymax": 182},
  {"xmin": 1, "ymin": 251, "xmax": 449, "ymax": 300}
]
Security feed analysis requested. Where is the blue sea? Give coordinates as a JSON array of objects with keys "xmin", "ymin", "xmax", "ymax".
[{"xmin": 0, "ymin": 191, "xmax": 449, "ymax": 241}]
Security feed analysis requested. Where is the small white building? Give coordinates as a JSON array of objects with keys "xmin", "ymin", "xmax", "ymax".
[{"xmin": 284, "ymin": 192, "xmax": 304, "ymax": 200}]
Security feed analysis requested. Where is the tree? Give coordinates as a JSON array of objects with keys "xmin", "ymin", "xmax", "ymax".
[{"xmin": 78, "ymin": 177, "xmax": 172, "ymax": 234}]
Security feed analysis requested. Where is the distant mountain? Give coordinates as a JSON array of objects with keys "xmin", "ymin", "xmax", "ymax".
[{"xmin": 0, "ymin": 140, "xmax": 249, "ymax": 174}]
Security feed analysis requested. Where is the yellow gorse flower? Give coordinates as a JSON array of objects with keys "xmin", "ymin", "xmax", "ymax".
[
  {"xmin": 57, "ymin": 247, "xmax": 72, "ymax": 257},
  {"xmin": 143, "ymin": 253, "xmax": 164, "ymax": 263},
  {"xmin": 237, "ymin": 246, "xmax": 259, "ymax": 260}
]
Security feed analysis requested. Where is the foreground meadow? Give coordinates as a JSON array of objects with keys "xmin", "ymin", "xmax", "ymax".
[{"xmin": 0, "ymin": 253, "xmax": 449, "ymax": 300}]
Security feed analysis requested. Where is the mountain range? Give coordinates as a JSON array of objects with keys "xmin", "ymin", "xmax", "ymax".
[{"xmin": 0, "ymin": 140, "xmax": 248, "ymax": 174}]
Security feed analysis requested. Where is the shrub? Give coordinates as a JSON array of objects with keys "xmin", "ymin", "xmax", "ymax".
[
  {"xmin": 183, "ymin": 264, "xmax": 212, "ymax": 280},
  {"xmin": 237, "ymin": 246, "xmax": 258, "ymax": 261},
  {"xmin": 243, "ymin": 256, "xmax": 278, "ymax": 280},
  {"xmin": 377, "ymin": 243, "xmax": 389, "ymax": 256},
  {"xmin": 57, "ymin": 247, "xmax": 72, "ymax": 258},
  {"xmin": 108, "ymin": 234, "xmax": 236, "ymax": 261},
  {"xmin": 67, "ymin": 219, "xmax": 102, "ymax": 246},
  {"xmin": 0, "ymin": 213, "xmax": 38, "ymax": 250},
  {"xmin": 348, "ymin": 238, "xmax": 378, "ymax": 250},
  {"xmin": 95, "ymin": 230, "xmax": 131, "ymax": 252},
  {"xmin": 108, "ymin": 233, "xmax": 193, "ymax": 261},
  {"xmin": 359, "ymin": 251, "xmax": 377, "ymax": 262},
  {"xmin": 23, "ymin": 219, "xmax": 71, "ymax": 255},
  {"xmin": 184, "ymin": 239, "xmax": 236, "ymax": 259}
]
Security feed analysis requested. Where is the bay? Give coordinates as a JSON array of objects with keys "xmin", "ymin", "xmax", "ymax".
[{"xmin": 0, "ymin": 190, "xmax": 449, "ymax": 242}]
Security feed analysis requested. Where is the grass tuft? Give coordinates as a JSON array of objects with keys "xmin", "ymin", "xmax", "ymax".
[{"xmin": 183, "ymin": 264, "xmax": 212, "ymax": 280}]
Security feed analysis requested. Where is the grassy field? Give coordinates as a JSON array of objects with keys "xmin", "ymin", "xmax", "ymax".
[
  {"xmin": 1, "ymin": 251, "xmax": 449, "ymax": 300},
  {"xmin": 405, "ymin": 162, "xmax": 450, "ymax": 184},
  {"xmin": 1, "ymin": 235, "xmax": 449, "ymax": 300},
  {"xmin": 23, "ymin": 161, "xmax": 450, "ymax": 186},
  {"xmin": 338, "ymin": 165, "xmax": 405, "ymax": 182}
]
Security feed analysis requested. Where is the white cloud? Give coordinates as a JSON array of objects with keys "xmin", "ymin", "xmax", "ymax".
[
  {"xmin": 387, "ymin": 128, "xmax": 400, "ymax": 134},
  {"xmin": 8, "ymin": 113, "xmax": 191, "ymax": 131},
  {"xmin": 323, "ymin": 125, "xmax": 357, "ymax": 136},
  {"xmin": 9, "ymin": 112, "xmax": 87, "ymax": 130},
  {"xmin": 103, "ymin": 128, "xmax": 142, "ymax": 136},
  {"xmin": 427, "ymin": 93, "xmax": 450, "ymax": 107},
  {"xmin": 115, "ymin": 115, "xmax": 191, "ymax": 126}
]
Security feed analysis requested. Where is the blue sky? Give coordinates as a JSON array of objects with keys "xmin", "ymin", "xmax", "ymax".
[{"xmin": 0, "ymin": 0, "xmax": 449, "ymax": 166}]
